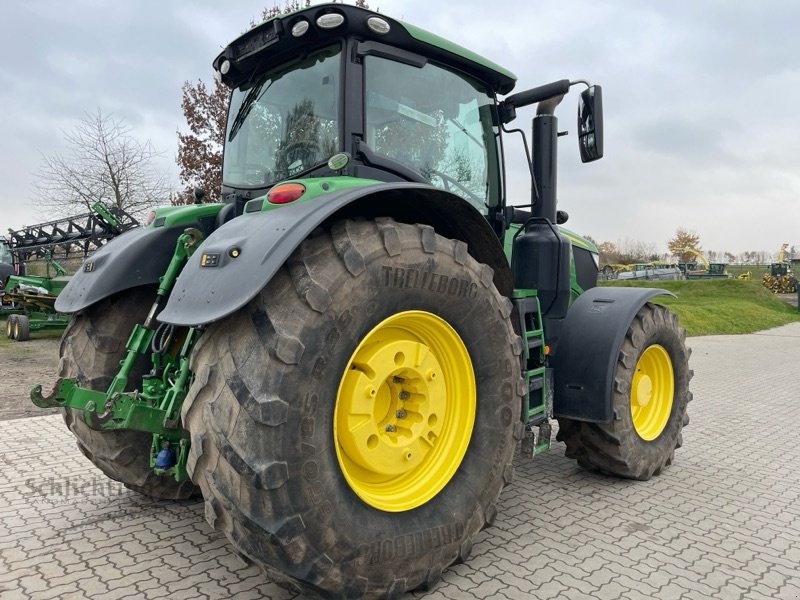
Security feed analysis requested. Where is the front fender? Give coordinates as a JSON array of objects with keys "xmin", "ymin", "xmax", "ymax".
[
  {"xmin": 158, "ymin": 182, "xmax": 509, "ymax": 326},
  {"xmin": 551, "ymin": 286, "xmax": 675, "ymax": 422}
]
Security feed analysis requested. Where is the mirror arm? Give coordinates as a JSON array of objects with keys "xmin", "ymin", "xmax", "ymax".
[
  {"xmin": 536, "ymin": 94, "xmax": 565, "ymax": 116},
  {"xmin": 500, "ymin": 79, "xmax": 596, "ymax": 123}
]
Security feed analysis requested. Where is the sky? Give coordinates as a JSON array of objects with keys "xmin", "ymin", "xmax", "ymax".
[{"xmin": 1, "ymin": 0, "xmax": 798, "ymax": 258}]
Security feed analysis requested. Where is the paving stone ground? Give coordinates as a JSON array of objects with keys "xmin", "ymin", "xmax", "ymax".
[{"xmin": 1, "ymin": 323, "xmax": 799, "ymax": 599}]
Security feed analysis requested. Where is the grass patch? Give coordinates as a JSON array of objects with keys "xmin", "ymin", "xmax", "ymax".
[{"xmin": 600, "ymin": 279, "xmax": 800, "ymax": 336}]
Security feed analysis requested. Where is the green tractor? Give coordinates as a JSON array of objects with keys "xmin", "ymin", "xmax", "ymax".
[{"xmin": 34, "ymin": 5, "xmax": 691, "ymax": 598}]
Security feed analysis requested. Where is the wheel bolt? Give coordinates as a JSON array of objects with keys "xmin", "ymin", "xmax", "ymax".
[
  {"xmin": 393, "ymin": 376, "xmax": 405, "ymax": 383},
  {"xmin": 399, "ymin": 391, "xmax": 410, "ymax": 400},
  {"xmin": 385, "ymin": 424, "xmax": 396, "ymax": 432},
  {"xmin": 396, "ymin": 409, "xmax": 407, "ymax": 419}
]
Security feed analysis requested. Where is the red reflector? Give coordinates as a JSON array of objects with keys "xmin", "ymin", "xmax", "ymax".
[{"xmin": 268, "ymin": 183, "xmax": 306, "ymax": 204}]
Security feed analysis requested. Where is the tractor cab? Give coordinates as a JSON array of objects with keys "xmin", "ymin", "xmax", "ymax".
[
  {"xmin": 213, "ymin": 3, "xmax": 602, "ymax": 318},
  {"xmin": 216, "ymin": 5, "xmax": 509, "ymax": 218}
]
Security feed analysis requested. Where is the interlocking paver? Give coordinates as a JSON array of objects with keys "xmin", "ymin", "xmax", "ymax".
[{"xmin": 1, "ymin": 322, "xmax": 800, "ymax": 599}]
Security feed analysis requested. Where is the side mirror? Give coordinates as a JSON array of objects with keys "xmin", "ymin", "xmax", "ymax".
[{"xmin": 578, "ymin": 85, "xmax": 603, "ymax": 162}]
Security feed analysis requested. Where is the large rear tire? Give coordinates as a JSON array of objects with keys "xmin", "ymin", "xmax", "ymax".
[
  {"xmin": 556, "ymin": 302, "xmax": 691, "ymax": 480},
  {"xmin": 183, "ymin": 219, "xmax": 522, "ymax": 598},
  {"xmin": 59, "ymin": 287, "xmax": 198, "ymax": 500}
]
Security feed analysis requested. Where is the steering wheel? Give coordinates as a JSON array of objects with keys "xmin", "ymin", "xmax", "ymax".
[
  {"xmin": 279, "ymin": 140, "xmax": 321, "ymax": 171},
  {"xmin": 428, "ymin": 169, "xmax": 482, "ymax": 203},
  {"xmin": 243, "ymin": 163, "xmax": 272, "ymax": 186}
]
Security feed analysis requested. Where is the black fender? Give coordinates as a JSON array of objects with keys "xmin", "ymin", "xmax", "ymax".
[
  {"xmin": 551, "ymin": 286, "xmax": 675, "ymax": 422},
  {"xmin": 158, "ymin": 182, "xmax": 510, "ymax": 326},
  {"xmin": 54, "ymin": 225, "xmax": 189, "ymax": 313}
]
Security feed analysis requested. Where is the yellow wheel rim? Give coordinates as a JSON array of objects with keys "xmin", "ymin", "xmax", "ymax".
[
  {"xmin": 334, "ymin": 310, "xmax": 476, "ymax": 512},
  {"xmin": 630, "ymin": 344, "xmax": 674, "ymax": 441}
]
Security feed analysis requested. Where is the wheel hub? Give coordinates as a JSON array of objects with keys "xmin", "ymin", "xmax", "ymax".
[
  {"xmin": 630, "ymin": 344, "xmax": 674, "ymax": 441},
  {"xmin": 339, "ymin": 338, "xmax": 447, "ymax": 475},
  {"xmin": 335, "ymin": 311, "xmax": 475, "ymax": 512},
  {"xmin": 635, "ymin": 375, "xmax": 653, "ymax": 407}
]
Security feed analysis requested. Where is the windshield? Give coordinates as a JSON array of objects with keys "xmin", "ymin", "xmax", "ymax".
[
  {"xmin": 365, "ymin": 55, "xmax": 501, "ymax": 211},
  {"xmin": 223, "ymin": 45, "xmax": 341, "ymax": 188},
  {"xmin": 0, "ymin": 240, "xmax": 11, "ymax": 264}
]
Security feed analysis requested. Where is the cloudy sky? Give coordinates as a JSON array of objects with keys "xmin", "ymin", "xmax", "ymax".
[{"xmin": 1, "ymin": 0, "xmax": 798, "ymax": 257}]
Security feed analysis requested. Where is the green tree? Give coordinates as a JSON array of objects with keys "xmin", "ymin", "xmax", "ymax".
[{"xmin": 667, "ymin": 228, "xmax": 701, "ymax": 263}]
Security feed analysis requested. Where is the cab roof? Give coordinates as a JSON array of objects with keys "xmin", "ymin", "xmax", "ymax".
[{"xmin": 214, "ymin": 3, "xmax": 517, "ymax": 95}]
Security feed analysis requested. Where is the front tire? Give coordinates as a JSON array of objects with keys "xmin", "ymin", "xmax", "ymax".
[
  {"xmin": 556, "ymin": 303, "xmax": 691, "ymax": 480},
  {"xmin": 15, "ymin": 314, "xmax": 30, "ymax": 341},
  {"xmin": 6, "ymin": 314, "xmax": 18, "ymax": 339},
  {"xmin": 60, "ymin": 287, "xmax": 198, "ymax": 499},
  {"xmin": 183, "ymin": 219, "xmax": 522, "ymax": 598}
]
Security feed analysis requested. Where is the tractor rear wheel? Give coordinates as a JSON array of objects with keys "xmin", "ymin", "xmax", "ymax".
[
  {"xmin": 556, "ymin": 303, "xmax": 691, "ymax": 480},
  {"xmin": 182, "ymin": 219, "xmax": 522, "ymax": 598},
  {"xmin": 60, "ymin": 286, "xmax": 197, "ymax": 499}
]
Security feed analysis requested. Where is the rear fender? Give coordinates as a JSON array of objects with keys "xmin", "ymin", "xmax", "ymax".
[
  {"xmin": 158, "ymin": 182, "xmax": 510, "ymax": 326},
  {"xmin": 55, "ymin": 204, "xmax": 224, "ymax": 314},
  {"xmin": 551, "ymin": 287, "xmax": 675, "ymax": 422}
]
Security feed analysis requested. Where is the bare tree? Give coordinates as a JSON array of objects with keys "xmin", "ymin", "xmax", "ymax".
[
  {"xmin": 594, "ymin": 238, "xmax": 659, "ymax": 266},
  {"xmin": 596, "ymin": 240, "xmax": 620, "ymax": 266},
  {"xmin": 34, "ymin": 109, "xmax": 170, "ymax": 219},
  {"xmin": 254, "ymin": 0, "xmax": 367, "ymax": 24},
  {"xmin": 256, "ymin": 0, "xmax": 311, "ymax": 23}
]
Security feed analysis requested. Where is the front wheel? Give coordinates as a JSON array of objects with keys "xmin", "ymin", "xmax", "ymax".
[
  {"xmin": 183, "ymin": 219, "xmax": 522, "ymax": 597},
  {"xmin": 556, "ymin": 303, "xmax": 692, "ymax": 480},
  {"xmin": 14, "ymin": 314, "xmax": 30, "ymax": 341},
  {"xmin": 5, "ymin": 314, "xmax": 18, "ymax": 339}
]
